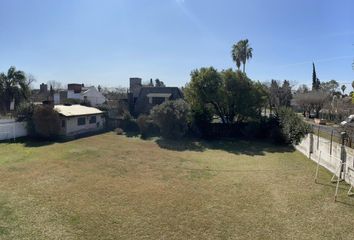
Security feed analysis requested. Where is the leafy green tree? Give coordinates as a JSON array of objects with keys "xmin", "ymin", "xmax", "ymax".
[
  {"xmin": 231, "ymin": 39, "xmax": 253, "ymax": 73},
  {"xmin": 150, "ymin": 100, "xmax": 190, "ymax": 139},
  {"xmin": 269, "ymin": 80, "xmax": 280, "ymax": 111},
  {"xmin": 185, "ymin": 67, "xmax": 224, "ymax": 121},
  {"xmin": 275, "ymin": 107, "xmax": 311, "ymax": 144},
  {"xmin": 185, "ymin": 67, "xmax": 265, "ymax": 124},
  {"xmin": 267, "ymin": 80, "xmax": 292, "ymax": 113},
  {"xmin": 280, "ymin": 80, "xmax": 292, "ymax": 107},
  {"xmin": 0, "ymin": 66, "xmax": 31, "ymax": 112}
]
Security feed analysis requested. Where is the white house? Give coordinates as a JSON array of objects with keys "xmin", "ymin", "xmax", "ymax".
[
  {"xmin": 50, "ymin": 85, "xmax": 106, "ymax": 106},
  {"xmin": 81, "ymin": 86, "xmax": 106, "ymax": 106},
  {"xmin": 54, "ymin": 105, "xmax": 105, "ymax": 137}
]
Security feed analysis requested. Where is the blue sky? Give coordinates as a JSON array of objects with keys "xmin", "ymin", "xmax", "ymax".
[{"xmin": 0, "ymin": 0, "xmax": 353, "ymax": 90}]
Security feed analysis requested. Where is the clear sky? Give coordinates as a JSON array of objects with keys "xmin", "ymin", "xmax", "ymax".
[{"xmin": 0, "ymin": 0, "xmax": 353, "ymax": 90}]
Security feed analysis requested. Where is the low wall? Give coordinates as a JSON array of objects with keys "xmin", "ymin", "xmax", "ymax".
[
  {"xmin": 296, "ymin": 134, "xmax": 354, "ymax": 186},
  {"xmin": 0, "ymin": 119, "xmax": 28, "ymax": 141}
]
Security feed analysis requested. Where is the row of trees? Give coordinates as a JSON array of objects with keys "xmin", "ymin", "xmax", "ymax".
[
  {"xmin": 294, "ymin": 63, "xmax": 353, "ymax": 120},
  {"xmin": 129, "ymin": 40, "xmax": 309, "ymax": 144}
]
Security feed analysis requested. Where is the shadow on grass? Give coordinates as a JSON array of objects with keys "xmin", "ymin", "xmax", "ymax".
[
  {"xmin": 156, "ymin": 137, "xmax": 295, "ymax": 156},
  {"xmin": 156, "ymin": 138, "xmax": 205, "ymax": 152},
  {"xmin": 0, "ymin": 137, "xmax": 55, "ymax": 147},
  {"xmin": 124, "ymin": 131, "xmax": 140, "ymax": 138},
  {"xmin": 1, "ymin": 130, "xmax": 112, "ymax": 148}
]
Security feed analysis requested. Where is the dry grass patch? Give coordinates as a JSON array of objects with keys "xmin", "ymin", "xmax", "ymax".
[{"xmin": 0, "ymin": 133, "xmax": 353, "ymax": 239}]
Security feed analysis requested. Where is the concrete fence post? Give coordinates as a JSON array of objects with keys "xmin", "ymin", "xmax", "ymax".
[{"xmin": 309, "ymin": 133, "xmax": 314, "ymax": 158}]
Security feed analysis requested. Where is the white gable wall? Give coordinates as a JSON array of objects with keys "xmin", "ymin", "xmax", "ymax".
[{"xmin": 81, "ymin": 87, "xmax": 106, "ymax": 106}]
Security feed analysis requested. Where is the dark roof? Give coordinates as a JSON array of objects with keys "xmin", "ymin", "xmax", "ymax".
[{"xmin": 137, "ymin": 87, "xmax": 183, "ymax": 99}]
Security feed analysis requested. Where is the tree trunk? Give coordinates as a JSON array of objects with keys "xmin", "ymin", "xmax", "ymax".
[{"xmin": 243, "ymin": 63, "xmax": 246, "ymax": 73}]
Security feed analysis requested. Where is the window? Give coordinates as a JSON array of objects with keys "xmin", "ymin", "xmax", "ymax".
[
  {"xmin": 89, "ymin": 116, "xmax": 96, "ymax": 124},
  {"xmin": 152, "ymin": 97, "xmax": 165, "ymax": 105},
  {"xmin": 61, "ymin": 120, "xmax": 66, "ymax": 128},
  {"xmin": 77, "ymin": 117, "xmax": 86, "ymax": 126}
]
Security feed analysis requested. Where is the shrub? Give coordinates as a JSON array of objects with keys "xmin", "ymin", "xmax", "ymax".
[
  {"xmin": 15, "ymin": 102, "xmax": 36, "ymax": 135},
  {"xmin": 115, "ymin": 128, "xmax": 124, "ymax": 135},
  {"xmin": 61, "ymin": 98, "xmax": 91, "ymax": 106},
  {"xmin": 122, "ymin": 111, "xmax": 132, "ymax": 121},
  {"xmin": 63, "ymin": 98, "xmax": 81, "ymax": 105},
  {"xmin": 15, "ymin": 102, "xmax": 35, "ymax": 122},
  {"xmin": 275, "ymin": 107, "xmax": 311, "ymax": 144},
  {"xmin": 137, "ymin": 114, "xmax": 159, "ymax": 139},
  {"xmin": 32, "ymin": 106, "xmax": 61, "ymax": 139},
  {"xmin": 150, "ymin": 100, "xmax": 190, "ymax": 139}
]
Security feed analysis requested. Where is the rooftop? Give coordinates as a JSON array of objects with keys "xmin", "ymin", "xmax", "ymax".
[{"xmin": 54, "ymin": 104, "xmax": 103, "ymax": 117}]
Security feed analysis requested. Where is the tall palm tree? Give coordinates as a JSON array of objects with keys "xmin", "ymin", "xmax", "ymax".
[
  {"xmin": 0, "ymin": 66, "xmax": 29, "ymax": 112},
  {"xmin": 231, "ymin": 39, "xmax": 253, "ymax": 73},
  {"xmin": 231, "ymin": 44, "xmax": 241, "ymax": 71}
]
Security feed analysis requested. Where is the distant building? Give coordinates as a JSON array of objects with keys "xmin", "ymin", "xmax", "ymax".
[
  {"xmin": 54, "ymin": 104, "xmax": 104, "ymax": 137},
  {"xmin": 31, "ymin": 83, "xmax": 106, "ymax": 107},
  {"xmin": 127, "ymin": 78, "xmax": 183, "ymax": 116},
  {"xmin": 30, "ymin": 83, "xmax": 53, "ymax": 104}
]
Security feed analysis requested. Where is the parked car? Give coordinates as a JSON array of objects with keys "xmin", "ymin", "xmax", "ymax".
[{"xmin": 340, "ymin": 115, "xmax": 354, "ymax": 126}]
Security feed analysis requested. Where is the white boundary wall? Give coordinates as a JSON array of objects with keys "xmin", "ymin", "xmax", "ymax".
[
  {"xmin": 296, "ymin": 134, "xmax": 354, "ymax": 186},
  {"xmin": 0, "ymin": 119, "xmax": 28, "ymax": 141}
]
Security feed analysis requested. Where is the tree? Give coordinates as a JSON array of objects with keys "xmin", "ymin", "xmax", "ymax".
[
  {"xmin": 275, "ymin": 107, "xmax": 311, "ymax": 144},
  {"xmin": 320, "ymin": 80, "xmax": 339, "ymax": 93},
  {"xmin": 32, "ymin": 105, "xmax": 61, "ymax": 139},
  {"xmin": 294, "ymin": 90, "xmax": 330, "ymax": 118},
  {"xmin": 47, "ymin": 80, "xmax": 62, "ymax": 90},
  {"xmin": 184, "ymin": 67, "xmax": 265, "ymax": 124},
  {"xmin": 267, "ymin": 80, "xmax": 292, "ymax": 113},
  {"xmin": 269, "ymin": 80, "xmax": 280, "ymax": 111},
  {"xmin": 312, "ymin": 63, "xmax": 321, "ymax": 90},
  {"xmin": 280, "ymin": 80, "xmax": 292, "ymax": 107},
  {"xmin": 231, "ymin": 39, "xmax": 253, "ymax": 73},
  {"xmin": 341, "ymin": 84, "xmax": 347, "ymax": 94},
  {"xmin": 296, "ymin": 84, "xmax": 309, "ymax": 94},
  {"xmin": 155, "ymin": 79, "xmax": 165, "ymax": 87},
  {"xmin": 150, "ymin": 99, "xmax": 190, "ymax": 139},
  {"xmin": 0, "ymin": 66, "xmax": 31, "ymax": 113},
  {"xmin": 231, "ymin": 44, "xmax": 241, "ymax": 70}
]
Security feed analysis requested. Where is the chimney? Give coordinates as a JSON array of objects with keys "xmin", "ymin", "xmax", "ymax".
[
  {"xmin": 68, "ymin": 83, "xmax": 83, "ymax": 93},
  {"xmin": 40, "ymin": 83, "xmax": 48, "ymax": 93},
  {"xmin": 129, "ymin": 78, "xmax": 142, "ymax": 97}
]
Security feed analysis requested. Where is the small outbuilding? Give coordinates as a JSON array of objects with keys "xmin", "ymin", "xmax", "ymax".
[{"xmin": 54, "ymin": 104, "xmax": 105, "ymax": 136}]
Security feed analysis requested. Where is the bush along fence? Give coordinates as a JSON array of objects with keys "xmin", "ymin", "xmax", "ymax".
[{"xmin": 296, "ymin": 133, "xmax": 354, "ymax": 200}]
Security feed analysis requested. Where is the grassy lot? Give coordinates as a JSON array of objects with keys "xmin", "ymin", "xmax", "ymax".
[{"xmin": 0, "ymin": 133, "xmax": 353, "ymax": 239}]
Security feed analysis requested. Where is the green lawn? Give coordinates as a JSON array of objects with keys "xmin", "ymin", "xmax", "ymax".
[{"xmin": 0, "ymin": 132, "xmax": 353, "ymax": 239}]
